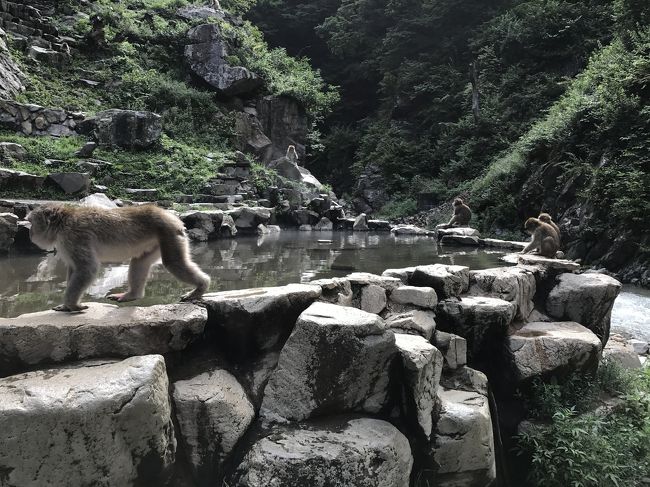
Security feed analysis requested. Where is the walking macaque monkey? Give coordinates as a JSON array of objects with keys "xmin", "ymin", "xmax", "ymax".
[
  {"xmin": 522, "ymin": 217, "xmax": 559, "ymax": 258},
  {"xmin": 27, "ymin": 204, "xmax": 210, "ymax": 312}
]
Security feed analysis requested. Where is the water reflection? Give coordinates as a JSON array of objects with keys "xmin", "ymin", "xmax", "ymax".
[{"xmin": 0, "ymin": 231, "xmax": 511, "ymax": 317}]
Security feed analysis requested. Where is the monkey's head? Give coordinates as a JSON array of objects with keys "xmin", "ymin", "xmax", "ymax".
[
  {"xmin": 524, "ymin": 217, "xmax": 541, "ymax": 235},
  {"xmin": 26, "ymin": 205, "xmax": 67, "ymax": 250},
  {"xmin": 453, "ymin": 198, "xmax": 464, "ymax": 207},
  {"xmin": 538, "ymin": 213, "xmax": 552, "ymax": 224}
]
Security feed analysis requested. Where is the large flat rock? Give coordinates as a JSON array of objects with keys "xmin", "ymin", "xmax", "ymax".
[
  {"xmin": 260, "ymin": 302, "xmax": 395, "ymax": 422},
  {"xmin": 0, "ymin": 303, "xmax": 207, "ymax": 374},
  {"xmin": 508, "ymin": 321, "xmax": 602, "ymax": 382},
  {"xmin": 231, "ymin": 418, "xmax": 413, "ymax": 487},
  {"xmin": 200, "ymin": 284, "xmax": 322, "ymax": 358},
  {"xmin": 546, "ymin": 273, "xmax": 622, "ymax": 345},
  {"xmin": 410, "ymin": 264, "xmax": 470, "ymax": 299},
  {"xmin": 173, "ymin": 367, "xmax": 255, "ymax": 484},
  {"xmin": 0, "ymin": 355, "xmax": 175, "ymax": 486},
  {"xmin": 469, "ymin": 266, "xmax": 537, "ymax": 321}
]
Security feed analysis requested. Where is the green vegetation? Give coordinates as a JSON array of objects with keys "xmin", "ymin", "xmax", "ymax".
[
  {"xmin": 5, "ymin": 0, "xmax": 336, "ymax": 199},
  {"xmin": 251, "ymin": 0, "xmax": 650, "ymax": 248},
  {"xmin": 516, "ymin": 362, "xmax": 650, "ymax": 487}
]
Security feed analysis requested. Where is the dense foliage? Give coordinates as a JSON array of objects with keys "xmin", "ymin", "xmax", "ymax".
[
  {"xmin": 251, "ymin": 0, "xmax": 650, "ymax": 245},
  {"xmin": 516, "ymin": 362, "xmax": 650, "ymax": 487}
]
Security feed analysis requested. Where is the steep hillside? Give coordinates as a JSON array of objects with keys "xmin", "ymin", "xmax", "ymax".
[
  {"xmin": 251, "ymin": 0, "xmax": 650, "ymax": 282},
  {"xmin": 0, "ymin": 0, "xmax": 336, "ymax": 201}
]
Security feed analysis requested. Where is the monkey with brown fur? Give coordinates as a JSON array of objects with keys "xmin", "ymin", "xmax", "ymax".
[
  {"xmin": 27, "ymin": 204, "xmax": 210, "ymax": 312},
  {"xmin": 439, "ymin": 198, "xmax": 472, "ymax": 229},
  {"xmin": 521, "ymin": 217, "xmax": 559, "ymax": 258},
  {"xmin": 538, "ymin": 212, "xmax": 560, "ymax": 244}
]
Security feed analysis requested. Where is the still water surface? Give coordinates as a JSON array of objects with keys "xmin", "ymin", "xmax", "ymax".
[
  {"xmin": 1, "ymin": 230, "xmax": 648, "ymax": 341},
  {"xmin": 1, "ymin": 231, "xmax": 508, "ymax": 317}
]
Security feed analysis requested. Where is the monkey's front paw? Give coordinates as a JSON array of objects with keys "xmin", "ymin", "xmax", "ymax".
[{"xmin": 53, "ymin": 304, "xmax": 89, "ymax": 313}]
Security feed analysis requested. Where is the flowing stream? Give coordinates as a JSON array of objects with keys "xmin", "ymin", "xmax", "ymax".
[{"xmin": 1, "ymin": 230, "xmax": 648, "ymax": 342}]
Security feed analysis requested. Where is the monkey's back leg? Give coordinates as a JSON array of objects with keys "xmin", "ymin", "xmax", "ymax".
[
  {"xmin": 159, "ymin": 235, "xmax": 210, "ymax": 300},
  {"xmin": 58, "ymin": 247, "xmax": 100, "ymax": 312},
  {"xmin": 108, "ymin": 247, "xmax": 161, "ymax": 302}
]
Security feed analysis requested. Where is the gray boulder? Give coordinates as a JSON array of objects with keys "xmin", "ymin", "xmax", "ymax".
[
  {"xmin": 390, "ymin": 285, "xmax": 438, "ymax": 309},
  {"xmin": 91, "ymin": 109, "xmax": 162, "ymax": 149},
  {"xmin": 546, "ymin": 273, "xmax": 622, "ymax": 344},
  {"xmin": 469, "ymin": 266, "xmax": 537, "ymax": 321},
  {"xmin": 260, "ymin": 302, "xmax": 395, "ymax": 421},
  {"xmin": 508, "ymin": 321, "xmax": 602, "ymax": 382},
  {"xmin": 391, "ymin": 224, "xmax": 435, "ymax": 236},
  {"xmin": 185, "ymin": 24, "xmax": 262, "ymax": 96},
  {"xmin": 0, "ymin": 168, "xmax": 45, "ymax": 190},
  {"xmin": 0, "ymin": 355, "xmax": 175, "ymax": 486},
  {"xmin": 353, "ymin": 212, "xmax": 369, "ymax": 231},
  {"xmin": 0, "ymin": 302, "xmax": 206, "ymax": 374},
  {"xmin": 311, "ymin": 277, "xmax": 353, "ymax": 306},
  {"xmin": 232, "ymin": 418, "xmax": 413, "ymax": 487},
  {"xmin": 395, "ymin": 333, "xmax": 443, "ymax": 438},
  {"xmin": 437, "ymin": 227, "xmax": 480, "ymax": 238},
  {"xmin": 256, "ymin": 95, "xmax": 308, "ymax": 162},
  {"xmin": 0, "ymin": 213, "xmax": 18, "ymax": 252},
  {"xmin": 410, "ymin": 264, "xmax": 470, "ymax": 299},
  {"xmin": 430, "ymin": 376, "xmax": 496, "ymax": 487},
  {"xmin": 0, "ymin": 142, "xmax": 26, "ymax": 162},
  {"xmin": 173, "ymin": 368, "xmax": 255, "ymax": 483},
  {"xmin": 602, "ymin": 334, "xmax": 642, "ymax": 369},
  {"xmin": 0, "ymin": 30, "xmax": 24, "ymax": 99},
  {"xmin": 359, "ymin": 283, "xmax": 387, "ymax": 313},
  {"xmin": 79, "ymin": 192, "xmax": 117, "ymax": 209},
  {"xmin": 46, "ymin": 172, "xmax": 91, "ymax": 194},
  {"xmin": 433, "ymin": 331, "xmax": 468, "ymax": 370},
  {"xmin": 200, "ymin": 284, "xmax": 322, "ymax": 357},
  {"xmin": 385, "ymin": 310, "xmax": 437, "ymax": 340},
  {"xmin": 440, "ymin": 235, "xmax": 480, "ymax": 246},
  {"xmin": 436, "ymin": 296, "xmax": 516, "ymax": 358},
  {"xmin": 382, "ymin": 266, "xmax": 417, "ymax": 284},
  {"xmin": 269, "ymin": 156, "xmax": 324, "ymax": 190},
  {"xmin": 314, "ymin": 216, "xmax": 333, "ymax": 231},
  {"xmin": 227, "ymin": 206, "xmax": 272, "ymax": 232}
]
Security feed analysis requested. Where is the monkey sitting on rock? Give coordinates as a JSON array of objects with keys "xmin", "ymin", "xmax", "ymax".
[
  {"xmin": 438, "ymin": 198, "xmax": 472, "ymax": 229},
  {"xmin": 521, "ymin": 217, "xmax": 560, "ymax": 258},
  {"xmin": 27, "ymin": 204, "xmax": 210, "ymax": 312}
]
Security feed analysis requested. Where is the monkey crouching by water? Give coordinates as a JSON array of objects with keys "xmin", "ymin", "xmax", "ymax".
[{"xmin": 27, "ymin": 204, "xmax": 210, "ymax": 312}]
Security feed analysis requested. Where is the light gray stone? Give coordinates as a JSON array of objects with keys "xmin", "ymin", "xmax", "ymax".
[
  {"xmin": 546, "ymin": 272, "xmax": 622, "ymax": 344},
  {"xmin": 232, "ymin": 418, "xmax": 413, "ymax": 487},
  {"xmin": 173, "ymin": 368, "xmax": 255, "ymax": 483},
  {"xmin": 314, "ymin": 216, "xmax": 333, "ymax": 231},
  {"xmin": 382, "ymin": 266, "xmax": 417, "ymax": 284},
  {"xmin": 79, "ymin": 192, "xmax": 117, "ymax": 209},
  {"xmin": 260, "ymin": 302, "xmax": 395, "ymax": 421},
  {"xmin": 391, "ymin": 224, "xmax": 435, "ymax": 236},
  {"xmin": 200, "ymin": 284, "xmax": 322, "ymax": 356},
  {"xmin": 410, "ymin": 264, "xmax": 470, "ymax": 299},
  {"xmin": 508, "ymin": 321, "xmax": 602, "ymax": 382},
  {"xmin": 46, "ymin": 172, "xmax": 91, "ymax": 194},
  {"xmin": 390, "ymin": 285, "xmax": 438, "ymax": 309},
  {"xmin": 395, "ymin": 334, "xmax": 443, "ymax": 438},
  {"xmin": 437, "ymin": 227, "xmax": 480, "ymax": 238},
  {"xmin": 469, "ymin": 266, "xmax": 537, "ymax": 321},
  {"xmin": 385, "ymin": 310, "xmax": 437, "ymax": 340},
  {"xmin": 0, "ymin": 142, "xmax": 26, "ymax": 162},
  {"xmin": 480, "ymin": 238, "xmax": 527, "ymax": 251},
  {"xmin": 0, "ymin": 356, "xmax": 175, "ymax": 486},
  {"xmin": 92, "ymin": 109, "xmax": 162, "ymax": 149},
  {"xmin": 360, "ymin": 283, "xmax": 387, "ymax": 314},
  {"xmin": 311, "ymin": 277, "xmax": 353, "ymax": 306},
  {"xmin": 434, "ymin": 331, "xmax": 467, "ymax": 370},
  {"xmin": 629, "ymin": 338, "xmax": 649, "ymax": 355},
  {"xmin": 353, "ymin": 212, "xmax": 369, "ymax": 231},
  {"xmin": 603, "ymin": 334, "xmax": 642, "ymax": 369},
  {"xmin": 440, "ymin": 235, "xmax": 480, "ymax": 246},
  {"xmin": 347, "ymin": 272, "xmax": 402, "ymax": 291},
  {"xmin": 431, "ymin": 386, "xmax": 496, "ymax": 487},
  {"xmin": 0, "ymin": 303, "xmax": 206, "ymax": 373},
  {"xmin": 516, "ymin": 253, "xmax": 581, "ymax": 271}
]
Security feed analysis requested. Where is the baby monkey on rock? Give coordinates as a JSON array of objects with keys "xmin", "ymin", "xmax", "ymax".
[{"xmin": 27, "ymin": 204, "xmax": 210, "ymax": 312}]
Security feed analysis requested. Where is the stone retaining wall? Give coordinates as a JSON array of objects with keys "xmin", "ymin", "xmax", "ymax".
[
  {"xmin": 0, "ymin": 99, "xmax": 84, "ymax": 136},
  {"xmin": 0, "ymin": 256, "xmax": 624, "ymax": 486}
]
